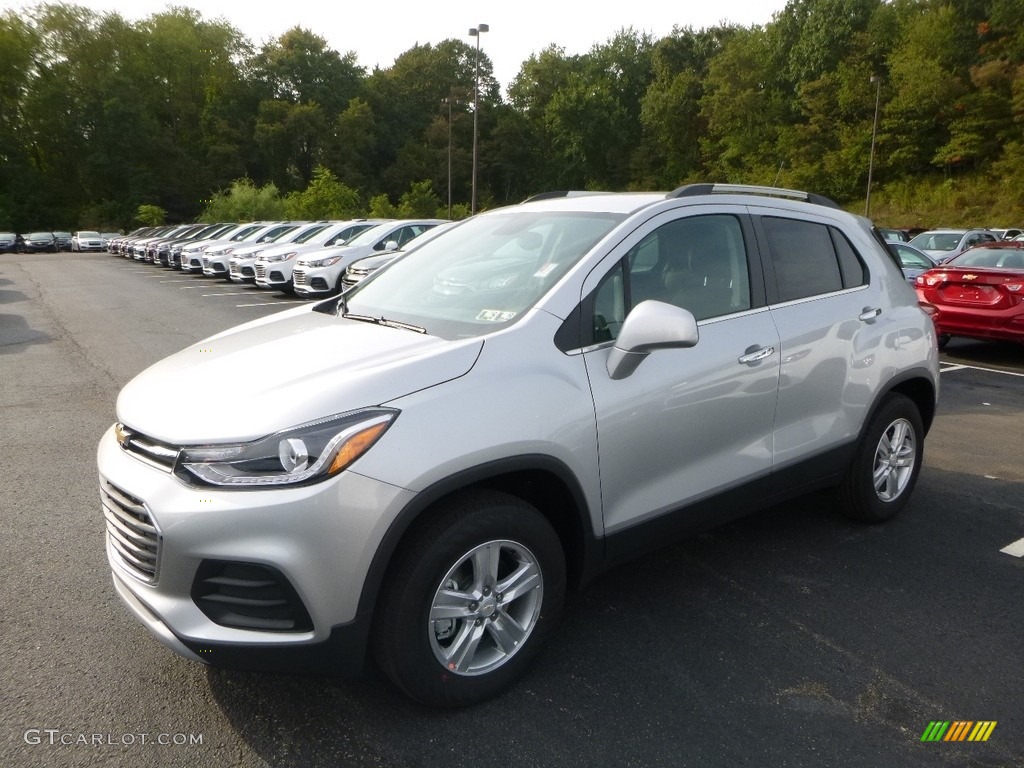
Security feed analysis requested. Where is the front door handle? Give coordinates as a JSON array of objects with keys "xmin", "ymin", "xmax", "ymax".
[
  {"xmin": 738, "ymin": 346, "xmax": 775, "ymax": 365},
  {"xmin": 859, "ymin": 307, "xmax": 882, "ymax": 322}
]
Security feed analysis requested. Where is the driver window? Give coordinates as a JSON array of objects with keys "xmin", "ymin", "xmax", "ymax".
[{"xmin": 590, "ymin": 214, "xmax": 750, "ymax": 343}]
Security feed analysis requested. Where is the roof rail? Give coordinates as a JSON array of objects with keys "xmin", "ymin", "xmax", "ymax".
[
  {"xmin": 667, "ymin": 183, "xmax": 841, "ymax": 210},
  {"xmin": 521, "ymin": 190, "xmax": 614, "ymax": 203}
]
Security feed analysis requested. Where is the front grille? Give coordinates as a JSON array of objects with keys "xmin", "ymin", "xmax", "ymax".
[
  {"xmin": 242, "ymin": 267, "xmax": 255, "ymax": 277},
  {"xmin": 116, "ymin": 424, "xmax": 177, "ymax": 471},
  {"xmin": 192, "ymin": 561, "xmax": 313, "ymax": 632},
  {"xmin": 101, "ymin": 479, "xmax": 161, "ymax": 582},
  {"xmin": 293, "ymin": 268, "xmax": 307, "ymax": 286},
  {"xmin": 269, "ymin": 271, "xmax": 283, "ymax": 282},
  {"xmin": 254, "ymin": 264, "xmax": 267, "ymax": 280}
]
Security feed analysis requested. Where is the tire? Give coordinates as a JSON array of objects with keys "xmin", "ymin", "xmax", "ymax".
[
  {"xmin": 937, "ymin": 334, "xmax": 951, "ymax": 350},
  {"xmin": 374, "ymin": 490, "xmax": 566, "ymax": 707},
  {"xmin": 838, "ymin": 393, "xmax": 923, "ymax": 523}
]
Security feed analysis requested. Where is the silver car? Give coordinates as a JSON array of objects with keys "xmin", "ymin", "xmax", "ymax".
[
  {"xmin": 907, "ymin": 228, "xmax": 998, "ymax": 263},
  {"xmin": 98, "ymin": 184, "xmax": 939, "ymax": 707},
  {"xmin": 292, "ymin": 220, "xmax": 446, "ymax": 297}
]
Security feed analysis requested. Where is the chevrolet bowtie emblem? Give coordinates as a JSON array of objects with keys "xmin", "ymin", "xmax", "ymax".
[
  {"xmin": 962, "ymin": 274, "xmax": 977, "ymax": 280},
  {"xmin": 114, "ymin": 423, "xmax": 131, "ymax": 448}
]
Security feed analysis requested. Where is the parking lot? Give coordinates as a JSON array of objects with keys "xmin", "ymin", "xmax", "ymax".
[{"xmin": 2, "ymin": 250, "xmax": 1022, "ymax": 767}]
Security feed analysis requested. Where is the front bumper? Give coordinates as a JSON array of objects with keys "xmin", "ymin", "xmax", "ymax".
[
  {"xmin": 97, "ymin": 425, "xmax": 415, "ymax": 672},
  {"xmin": 292, "ymin": 265, "xmax": 340, "ymax": 296}
]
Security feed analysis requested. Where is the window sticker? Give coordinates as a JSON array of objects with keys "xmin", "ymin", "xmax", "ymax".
[
  {"xmin": 476, "ymin": 310, "xmax": 517, "ymax": 322},
  {"xmin": 533, "ymin": 263, "xmax": 559, "ymax": 279}
]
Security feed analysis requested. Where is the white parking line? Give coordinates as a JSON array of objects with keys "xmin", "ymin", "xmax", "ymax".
[
  {"xmin": 159, "ymin": 279, "xmax": 192, "ymax": 283},
  {"xmin": 236, "ymin": 301, "xmax": 296, "ymax": 307},
  {"xmin": 201, "ymin": 292, "xmax": 246, "ymax": 297},
  {"xmin": 999, "ymin": 538, "xmax": 1024, "ymax": 558},
  {"xmin": 941, "ymin": 363, "xmax": 1024, "ymax": 379}
]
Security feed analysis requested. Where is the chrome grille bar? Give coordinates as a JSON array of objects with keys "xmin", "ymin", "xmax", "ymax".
[{"xmin": 101, "ymin": 479, "xmax": 161, "ymax": 582}]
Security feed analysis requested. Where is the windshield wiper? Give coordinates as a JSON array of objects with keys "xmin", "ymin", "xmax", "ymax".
[
  {"xmin": 341, "ymin": 310, "xmax": 426, "ymax": 334},
  {"xmin": 378, "ymin": 317, "xmax": 426, "ymax": 334}
]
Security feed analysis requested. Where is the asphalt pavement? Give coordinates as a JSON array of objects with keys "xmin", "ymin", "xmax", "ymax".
[{"xmin": 1, "ymin": 252, "xmax": 1021, "ymax": 768}]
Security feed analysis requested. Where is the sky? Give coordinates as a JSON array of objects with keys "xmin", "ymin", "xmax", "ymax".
[{"xmin": 6, "ymin": 0, "xmax": 791, "ymax": 93}]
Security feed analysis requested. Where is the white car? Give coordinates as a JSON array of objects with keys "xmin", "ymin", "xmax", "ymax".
[
  {"xmin": 253, "ymin": 220, "xmax": 385, "ymax": 291},
  {"xmin": 292, "ymin": 220, "xmax": 447, "ymax": 297},
  {"xmin": 227, "ymin": 222, "xmax": 333, "ymax": 284},
  {"xmin": 201, "ymin": 223, "xmax": 302, "ymax": 278},
  {"xmin": 71, "ymin": 230, "xmax": 106, "ymax": 252},
  {"xmin": 179, "ymin": 223, "xmax": 266, "ymax": 273}
]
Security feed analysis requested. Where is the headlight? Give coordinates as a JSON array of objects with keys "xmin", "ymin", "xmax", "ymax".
[
  {"xmin": 306, "ymin": 255, "xmax": 344, "ymax": 267},
  {"xmin": 265, "ymin": 251, "xmax": 296, "ymax": 263},
  {"xmin": 175, "ymin": 408, "xmax": 398, "ymax": 488}
]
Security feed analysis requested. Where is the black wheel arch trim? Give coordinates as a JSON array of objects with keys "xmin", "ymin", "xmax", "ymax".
[
  {"xmin": 866, "ymin": 367, "xmax": 938, "ymax": 438},
  {"xmin": 356, "ymin": 454, "xmax": 601, "ymax": 622}
]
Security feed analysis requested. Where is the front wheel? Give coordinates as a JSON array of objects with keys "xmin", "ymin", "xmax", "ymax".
[
  {"xmin": 374, "ymin": 490, "xmax": 566, "ymax": 707},
  {"xmin": 838, "ymin": 393, "xmax": 923, "ymax": 523}
]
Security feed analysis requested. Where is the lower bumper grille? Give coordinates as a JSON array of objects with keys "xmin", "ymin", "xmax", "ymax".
[
  {"xmin": 101, "ymin": 479, "xmax": 161, "ymax": 582},
  {"xmin": 192, "ymin": 561, "xmax": 313, "ymax": 632}
]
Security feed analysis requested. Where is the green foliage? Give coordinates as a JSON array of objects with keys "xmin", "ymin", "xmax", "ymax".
[
  {"xmin": 283, "ymin": 166, "xmax": 361, "ymax": 219},
  {"xmin": 8, "ymin": 0, "xmax": 1024, "ymax": 230},
  {"xmin": 201, "ymin": 179, "xmax": 286, "ymax": 222},
  {"xmin": 136, "ymin": 204, "xmax": 167, "ymax": 226},
  {"xmin": 367, "ymin": 194, "xmax": 398, "ymax": 218},
  {"xmin": 398, "ymin": 181, "xmax": 442, "ymax": 218}
]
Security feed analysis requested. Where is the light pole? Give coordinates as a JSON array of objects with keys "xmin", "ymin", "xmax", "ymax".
[
  {"xmin": 442, "ymin": 95, "xmax": 458, "ymax": 219},
  {"xmin": 865, "ymin": 74, "xmax": 882, "ymax": 218},
  {"xmin": 469, "ymin": 23, "xmax": 488, "ymax": 215}
]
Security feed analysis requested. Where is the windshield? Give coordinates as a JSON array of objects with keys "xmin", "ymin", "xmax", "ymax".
[
  {"xmin": 343, "ymin": 223, "xmax": 402, "ymax": 248},
  {"xmin": 346, "ymin": 211, "xmax": 624, "ymax": 339},
  {"xmin": 292, "ymin": 223, "xmax": 330, "ymax": 244},
  {"xmin": 909, "ymin": 232, "xmax": 963, "ymax": 251},
  {"xmin": 325, "ymin": 223, "xmax": 375, "ymax": 246}
]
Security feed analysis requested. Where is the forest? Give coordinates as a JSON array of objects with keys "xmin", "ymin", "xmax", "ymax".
[{"xmin": 1, "ymin": 0, "xmax": 1023, "ymax": 231}]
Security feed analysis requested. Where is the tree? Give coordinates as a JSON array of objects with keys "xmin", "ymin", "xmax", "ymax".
[
  {"xmin": 201, "ymin": 178, "xmax": 286, "ymax": 221},
  {"xmin": 136, "ymin": 204, "xmax": 167, "ymax": 225},
  {"xmin": 283, "ymin": 166, "xmax": 361, "ymax": 219},
  {"xmin": 397, "ymin": 180, "xmax": 442, "ymax": 218}
]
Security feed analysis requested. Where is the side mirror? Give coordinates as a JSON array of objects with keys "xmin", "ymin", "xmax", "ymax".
[
  {"xmin": 383, "ymin": 240, "xmax": 400, "ymax": 251},
  {"xmin": 606, "ymin": 300, "xmax": 699, "ymax": 380}
]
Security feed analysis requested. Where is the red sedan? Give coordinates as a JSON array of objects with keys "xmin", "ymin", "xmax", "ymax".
[{"xmin": 914, "ymin": 241, "xmax": 1024, "ymax": 347}]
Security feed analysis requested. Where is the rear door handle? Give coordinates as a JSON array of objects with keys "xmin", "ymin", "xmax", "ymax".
[
  {"xmin": 738, "ymin": 346, "xmax": 775, "ymax": 365},
  {"xmin": 859, "ymin": 307, "xmax": 882, "ymax": 322}
]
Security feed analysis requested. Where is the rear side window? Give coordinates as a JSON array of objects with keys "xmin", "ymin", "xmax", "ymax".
[{"xmin": 762, "ymin": 217, "xmax": 866, "ymax": 302}]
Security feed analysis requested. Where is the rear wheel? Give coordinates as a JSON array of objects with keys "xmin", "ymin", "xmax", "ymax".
[
  {"xmin": 374, "ymin": 490, "xmax": 565, "ymax": 707},
  {"xmin": 937, "ymin": 333, "xmax": 951, "ymax": 350},
  {"xmin": 838, "ymin": 393, "xmax": 923, "ymax": 523}
]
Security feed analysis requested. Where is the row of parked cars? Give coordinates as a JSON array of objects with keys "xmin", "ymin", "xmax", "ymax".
[
  {"xmin": 107, "ymin": 218, "xmax": 451, "ymax": 297},
  {"xmin": 0, "ymin": 230, "xmax": 120, "ymax": 253},
  {"xmin": 880, "ymin": 227, "xmax": 1024, "ymax": 347}
]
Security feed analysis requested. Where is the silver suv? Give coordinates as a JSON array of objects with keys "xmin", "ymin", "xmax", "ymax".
[{"xmin": 97, "ymin": 185, "xmax": 939, "ymax": 707}]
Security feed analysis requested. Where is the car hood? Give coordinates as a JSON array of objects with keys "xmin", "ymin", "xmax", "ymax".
[{"xmin": 117, "ymin": 307, "xmax": 483, "ymax": 444}]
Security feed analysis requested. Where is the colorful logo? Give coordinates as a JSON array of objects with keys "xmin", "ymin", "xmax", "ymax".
[{"xmin": 921, "ymin": 721, "xmax": 997, "ymax": 742}]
